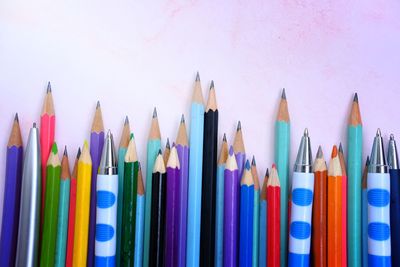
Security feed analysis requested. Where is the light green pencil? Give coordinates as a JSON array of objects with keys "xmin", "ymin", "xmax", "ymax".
[
  {"xmin": 143, "ymin": 108, "xmax": 162, "ymax": 267},
  {"xmin": 251, "ymin": 156, "xmax": 260, "ymax": 267},
  {"xmin": 274, "ymin": 89, "xmax": 290, "ymax": 267},
  {"xmin": 55, "ymin": 147, "xmax": 70, "ymax": 267},
  {"xmin": 347, "ymin": 93, "xmax": 362, "ymax": 267}
]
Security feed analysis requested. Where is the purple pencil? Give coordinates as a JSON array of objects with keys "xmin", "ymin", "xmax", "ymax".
[
  {"xmin": 233, "ymin": 121, "xmax": 246, "ymax": 178},
  {"xmin": 224, "ymin": 146, "xmax": 240, "ymax": 267},
  {"xmin": 0, "ymin": 114, "xmax": 23, "ymax": 266},
  {"xmin": 176, "ymin": 115, "xmax": 189, "ymax": 267},
  {"xmin": 88, "ymin": 101, "xmax": 104, "ymax": 267},
  {"xmin": 165, "ymin": 146, "xmax": 181, "ymax": 267}
]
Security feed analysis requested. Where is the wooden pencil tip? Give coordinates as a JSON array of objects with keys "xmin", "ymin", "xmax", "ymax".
[
  {"xmin": 223, "ymin": 133, "xmax": 227, "ymax": 142},
  {"xmin": 245, "ymin": 159, "xmax": 251, "ymax": 170},
  {"xmin": 339, "ymin": 143, "xmax": 344, "ymax": 153},
  {"xmin": 77, "ymin": 147, "xmax": 81, "ymax": 159},
  {"xmin": 353, "ymin": 93, "xmax": 358, "ymax": 103},
  {"xmin": 316, "ymin": 146, "xmax": 323, "ymax": 158},
  {"xmin": 158, "ymin": 149, "xmax": 162, "ymax": 155},
  {"xmin": 281, "ymin": 88, "xmax": 286, "ymax": 99},
  {"xmin": 47, "ymin": 82, "xmax": 52, "ymax": 93},
  {"xmin": 331, "ymin": 145, "xmax": 338, "ymax": 158},
  {"xmin": 153, "ymin": 107, "xmax": 158, "ymax": 118},
  {"xmin": 196, "ymin": 71, "xmax": 200, "ymax": 81},
  {"xmin": 14, "ymin": 113, "xmax": 19, "ymax": 122},
  {"xmin": 366, "ymin": 156, "xmax": 370, "ymax": 166},
  {"xmin": 251, "ymin": 155, "xmax": 256, "ymax": 166},
  {"xmin": 96, "ymin": 101, "xmax": 101, "ymax": 109},
  {"xmin": 265, "ymin": 168, "xmax": 269, "ymax": 177},
  {"xmin": 237, "ymin": 121, "xmax": 241, "ymax": 131},
  {"xmin": 63, "ymin": 146, "xmax": 68, "ymax": 156},
  {"xmin": 124, "ymin": 116, "xmax": 129, "ymax": 125},
  {"xmin": 166, "ymin": 138, "xmax": 170, "ymax": 149},
  {"xmin": 210, "ymin": 80, "xmax": 214, "ymax": 90},
  {"xmin": 138, "ymin": 162, "xmax": 141, "ymax": 169},
  {"xmin": 180, "ymin": 114, "xmax": 185, "ymax": 123}
]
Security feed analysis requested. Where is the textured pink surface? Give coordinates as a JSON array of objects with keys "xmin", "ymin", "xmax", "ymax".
[{"xmin": 0, "ymin": 1, "xmax": 400, "ymax": 224}]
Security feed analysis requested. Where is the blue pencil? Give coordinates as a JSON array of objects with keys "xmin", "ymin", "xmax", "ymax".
[
  {"xmin": 134, "ymin": 165, "xmax": 145, "ymax": 267},
  {"xmin": 259, "ymin": 169, "xmax": 268, "ymax": 267}
]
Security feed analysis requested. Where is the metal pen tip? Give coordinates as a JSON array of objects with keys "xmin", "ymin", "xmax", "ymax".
[
  {"xmin": 390, "ymin": 134, "xmax": 395, "ymax": 141},
  {"xmin": 281, "ymin": 88, "xmax": 286, "ymax": 99},
  {"xmin": 237, "ymin": 121, "xmax": 241, "ymax": 131},
  {"xmin": 107, "ymin": 129, "xmax": 112, "ymax": 137},
  {"xmin": 153, "ymin": 107, "xmax": 158, "ymax": 118},
  {"xmin": 376, "ymin": 128, "xmax": 382, "ymax": 137},
  {"xmin": 47, "ymin": 82, "xmax": 52, "ymax": 93},
  {"xmin": 33, "ymin": 122, "xmax": 37, "ymax": 128},
  {"xmin": 195, "ymin": 71, "xmax": 200, "ymax": 82},
  {"xmin": 304, "ymin": 128, "xmax": 309, "ymax": 136}
]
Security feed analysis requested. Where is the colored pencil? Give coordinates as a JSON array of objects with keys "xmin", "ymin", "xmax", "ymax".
[
  {"xmin": 0, "ymin": 114, "xmax": 23, "ymax": 266},
  {"xmin": 134, "ymin": 164, "xmax": 145, "ymax": 267},
  {"xmin": 233, "ymin": 121, "xmax": 246, "ymax": 179},
  {"xmin": 121, "ymin": 133, "xmax": 139, "ymax": 266},
  {"xmin": 388, "ymin": 134, "xmax": 400, "ymax": 266},
  {"xmin": 311, "ymin": 146, "xmax": 327, "ymax": 267},
  {"xmin": 224, "ymin": 146, "xmax": 240, "ymax": 267},
  {"xmin": 66, "ymin": 148, "xmax": 81, "ymax": 267},
  {"xmin": 176, "ymin": 114, "xmax": 189, "ymax": 267},
  {"xmin": 288, "ymin": 129, "xmax": 314, "ymax": 267},
  {"xmin": 339, "ymin": 143, "xmax": 348, "ymax": 267},
  {"xmin": 215, "ymin": 134, "xmax": 228, "ymax": 267},
  {"xmin": 149, "ymin": 151, "xmax": 167, "ymax": 267},
  {"xmin": 41, "ymin": 142, "xmax": 61, "ymax": 267},
  {"xmin": 259, "ymin": 169, "xmax": 268, "ymax": 267},
  {"xmin": 251, "ymin": 156, "xmax": 260, "ymax": 267},
  {"xmin": 116, "ymin": 116, "xmax": 130, "ymax": 267},
  {"xmin": 200, "ymin": 81, "xmax": 218, "ymax": 267},
  {"xmin": 165, "ymin": 146, "xmax": 181, "ymax": 267},
  {"xmin": 40, "ymin": 82, "xmax": 55, "ymax": 233},
  {"xmin": 55, "ymin": 147, "xmax": 71, "ymax": 267},
  {"xmin": 239, "ymin": 160, "xmax": 254, "ymax": 267},
  {"xmin": 186, "ymin": 72, "xmax": 205, "ymax": 267},
  {"xmin": 361, "ymin": 157, "xmax": 369, "ymax": 267},
  {"xmin": 367, "ymin": 129, "xmax": 391, "ymax": 266},
  {"xmin": 95, "ymin": 130, "xmax": 118, "ymax": 266},
  {"xmin": 143, "ymin": 107, "xmax": 162, "ymax": 267},
  {"xmin": 15, "ymin": 123, "xmax": 41, "ymax": 267},
  {"xmin": 267, "ymin": 164, "xmax": 281, "ymax": 267},
  {"xmin": 73, "ymin": 141, "xmax": 92, "ymax": 267},
  {"xmin": 274, "ymin": 89, "xmax": 290, "ymax": 267},
  {"xmin": 88, "ymin": 101, "xmax": 105, "ymax": 267},
  {"xmin": 347, "ymin": 93, "xmax": 362, "ymax": 267},
  {"xmin": 164, "ymin": 138, "xmax": 171, "ymax": 164},
  {"xmin": 328, "ymin": 145, "xmax": 342, "ymax": 266}
]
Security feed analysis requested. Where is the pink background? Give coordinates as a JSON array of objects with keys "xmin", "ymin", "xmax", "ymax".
[{"xmin": 1, "ymin": 1, "xmax": 400, "ymax": 224}]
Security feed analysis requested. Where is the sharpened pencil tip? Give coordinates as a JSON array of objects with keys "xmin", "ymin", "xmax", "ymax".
[
  {"xmin": 166, "ymin": 138, "xmax": 170, "ymax": 149},
  {"xmin": 124, "ymin": 116, "xmax": 129, "ymax": 125},
  {"xmin": 237, "ymin": 121, "xmax": 241, "ymax": 131},
  {"xmin": 210, "ymin": 80, "xmax": 214, "ymax": 89},
  {"xmin": 376, "ymin": 128, "xmax": 382, "ymax": 137},
  {"xmin": 138, "ymin": 162, "xmax": 141, "ymax": 169},
  {"xmin": 353, "ymin": 93, "xmax": 358, "ymax": 103},
  {"xmin": 281, "ymin": 88, "xmax": 286, "ymax": 99},
  {"xmin": 158, "ymin": 149, "xmax": 162, "ymax": 155},
  {"xmin": 265, "ymin": 168, "xmax": 269, "ymax": 177},
  {"xmin": 64, "ymin": 146, "xmax": 68, "ymax": 156},
  {"xmin": 223, "ymin": 133, "xmax": 227, "ymax": 142},
  {"xmin": 251, "ymin": 156, "xmax": 256, "ymax": 166},
  {"xmin": 96, "ymin": 101, "xmax": 101, "ymax": 109},
  {"xmin": 153, "ymin": 107, "xmax": 158, "ymax": 118},
  {"xmin": 245, "ymin": 160, "xmax": 251, "ymax": 170},
  {"xmin": 316, "ymin": 146, "xmax": 323, "ymax": 158},
  {"xmin": 14, "ymin": 113, "xmax": 19, "ymax": 122},
  {"xmin": 366, "ymin": 156, "xmax": 370, "ymax": 165},
  {"xmin": 390, "ymin": 134, "xmax": 395, "ymax": 140},
  {"xmin": 47, "ymin": 82, "xmax": 52, "ymax": 93},
  {"xmin": 77, "ymin": 148, "xmax": 81, "ymax": 159},
  {"xmin": 339, "ymin": 143, "xmax": 344, "ymax": 154},
  {"xmin": 195, "ymin": 72, "xmax": 200, "ymax": 82},
  {"xmin": 180, "ymin": 114, "xmax": 185, "ymax": 123}
]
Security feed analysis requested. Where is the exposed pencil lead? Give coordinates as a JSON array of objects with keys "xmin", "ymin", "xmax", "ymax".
[
  {"xmin": 353, "ymin": 93, "xmax": 358, "ymax": 103},
  {"xmin": 366, "ymin": 156, "xmax": 370, "ymax": 165},
  {"xmin": 281, "ymin": 88, "xmax": 286, "ymax": 99},
  {"xmin": 210, "ymin": 80, "xmax": 214, "ymax": 89},
  {"xmin": 251, "ymin": 155, "xmax": 256, "ymax": 166},
  {"xmin": 77, "ymin": 147, "xmax": 81, "ymax": 158},
  {"xmin": 153, "ymin": 107, "xmax": 158, "ymax": 118},
  {"xmin": 138, "ymin": 162, "xmax": 141, "ymax": 169},
  {"xmin": 229, "ymin": 146, "xmax": 234, "ymax": 156},
  {"xmin": 223, "ymin": 133, "xmax": 227, "ymax": 142},
  {"xmin": 158, "ymin": 149, "xmax": 162, "ymax": 155},
  {"xmin": 245, "ymin": 159, "xmax": 251, "ymax": 170},
  {"xmin": 390, "ymin": 134, "xmax": 395, "ymax": 140},
  {"xmin": 124, "ymin": 116, "xmax": 129, "ymax": 125},
  {"xmin": 33, "ymin": 122, "xmax": 37, "ymax": 128},
  {"xmin": 195, "ymin": 71, "xmax": 200, "ymax": 82},
  {"xmin": 376, "ymin": 128, "xmax": 382, "ymax": 137},
  {"xmin": 96, "ymin": 101, "xmax": 101, "ymax": 109},
  {"xmin": 63, "ymin": 146, "xmax": 68, "ymax": 156},
  {"xmin": 181, "ymin": 114, "xmax": 185, "ymax": 123},
  {"xmin": 339, "ymin": 143, "xmax": 344, "ymax": 154},
  {"xmin": 47, "ymin": 82, "xmax": 52, "ymax": 93},
  {"xmin": 265, "ymin": 168, "xmax": 269, "ymax": 177},
  {"xmin": 316, "ymin": 146, "xmax": 323, "ymax": 158},
  {"xmin": 14, "ymin": 113, "xmax": 19, "ymax": 122},
  {"xmin": 166, "ymin": 138, "xmax": 170, "ymax": 149},
  {"xmin": 304, "ymin": 128, "xmax": 309, "ymax": 136},
  {"xmin": 237, "ymin": 121, "xmax": 241, "ymax": 131}
]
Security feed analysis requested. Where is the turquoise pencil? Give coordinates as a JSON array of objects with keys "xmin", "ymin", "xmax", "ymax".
[
  {"xmin": 143, "ymin": 108, "xmax": 162, "ymax": 267},
  {"xmin": 117, "ymin": 116, "xmax": 130, "ymax": 267},
  {"xmin": 259, "ymin": 169, "xmax": 268, "ymax": 267},
  {"xmin": 251, "ymin": 157, "xmax": 260, "ymax": 267},
  {"xmin": 274, "ymin": 89, "xmax": 290, "ymax": 267},
  {"xmin": 134, "ymin": 164, "xmax": 145, "ymax": 267},
  {"xmin": 186, "ymin": 72, "xmax": 205, "ymax": 267},
  {"xmin": 54, "ymin": 147, "xmax": 70, "ymax": 267},
  {"xmin": 215, "ymin": 134, "xmax": 228, "ymax": 267}
]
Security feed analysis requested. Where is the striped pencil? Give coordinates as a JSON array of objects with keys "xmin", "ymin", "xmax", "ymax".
[
  {"xmin": 339, "ymin": 143, "xmax": 348, "ymax": 267},
  {"xmin": 176, "ymin": 114, "xmax": 189, "ymax": 267},
  {"xmin": 361, "ymin": 157, "xmax": 369, "ymax": 267},
  {"xmin": 251, "ymin": 156, "xmax": 260, "ymax": 267},
  {"xmin": 274, "ymin": 89, "xmax": 290, "ymax": 267},
  {"xmin": 165, "ymin": 146, "xmax": 181, "ymax": 267},
  {"xmin": 134, "ymin": 164, "xmax": 145, "ymax": 267},
  {"xmin": 73, "ymin": 141, "xmax": 92, "ymax": 266},
  {"xmin": 186, "ymin": 72, "xmax": 205, "ymax": 267},
  {"xmin": 233, "ymin": 121, "xmax": 246, "ymax": 179},
  {"xmin": 348, "ymin": 93, "xmax": 362, "ymax": 267},
  {"xmin": 388, "ymin": 134, "xmax": 400, "ymax": 265},
  {"xmin": 367, "ymin": 129, "xmax": 391, "ymax": 266},
  {"xmin": 215, "ymin": 134, "xmax": 228, "ymax": 267},
  {"xmin": 259, "ymin": 169, "xmax": 268, "ymax": 267},
  {"xmin": 328, "ymin": 146, "xmax": 342, "ymax": 266},
  {"xmin": 311, "ymin": 146, "xmax": 327, "ymax": 267},
  {"xmin": 163, "ymin": 138, "xmax": 171, "ymax": 164},
  {"xmin": 15, "ymin": 123, "xmax": 41, "ymax": 267},
  {"xmin": 239, "ymin": 160, "xmax": 254, "ymax": 267},
  {"xmin": 116, "ymin": 116, "xmax": 130, "ymax": 267},
  {"xmin": 288, "ymin": 129, "xmax": 314, "ymax": 267},
  {"xmin": 143, "ymin": 108, "xmax": 162, "ymax": 267},
  {"xmin": 88, "ymin": 101, "xmax": 105, "ymax": 267},
  {"xmin": 200, "ymin": 81, "xmax": 218, "ymax": 267},
  {"xmin": 40, "ymin": 82, "xmax": 55, "ymax": 232},
  {"xmin": 121, "ymin": 133, "xmax": 139, "ymax": 266},
  {"xmin": 0, "ymin": 114, "xmax": 23, "ymax": 266},
  {"xmin": 55, "ymin": 147, "xmax": 71, "ymax": 267},
  {"xmin": 66, "ymin": 148, "xmax": 80, "ymax": 267},
  {"xmin": 267, "ymin": 164, "xmax": 280, "ymax": 267},
  {"xmin": 41, "ymin": 143, "xmax": 61, "ymax": 267},
  {"xmin": 149, "ymin": 151, "xmax": 167, "ymax": 267}
]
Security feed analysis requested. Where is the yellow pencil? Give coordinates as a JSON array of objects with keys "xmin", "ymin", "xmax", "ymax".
[{"xmin": 72, "ymin": 141, "xmax": 92, "ymax": 267}]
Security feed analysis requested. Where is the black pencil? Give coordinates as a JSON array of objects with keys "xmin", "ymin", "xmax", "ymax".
[{"xmin": 200, "ymin": 81, "xmax": 218, "ymax": 267}]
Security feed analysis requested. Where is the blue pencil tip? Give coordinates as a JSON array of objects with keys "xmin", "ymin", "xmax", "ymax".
[
  {"xmin": 245, "ymin": 159, "xmax": 251, "ymax": 170},
  {"xmin": 229, "ymin": 146, "xmax": 234, "ymax": 156}
]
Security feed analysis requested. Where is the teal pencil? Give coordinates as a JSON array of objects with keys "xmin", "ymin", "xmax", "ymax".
[
  {"xmin": 251, "ymin": 156, "xmax": 260, "ymax": 267},
  {"xmin": 116, "ymin": 116, "xmax": 130, "ymax": 267},
  {"xmin": 55, "ymin": 147, "xmax": 70, "ymax": 267},
  {"xmin": 143, "ymin": 108, "xmax": 162, "ymax": 267},
  {"xmin": 274, "ymin": 89, "xmax": 290, "ymax": 267},
  {"xmin": 134, "ymin": 164, "xmax": 145, "ymax": 267},
  {"xmin": 347, "ymin": 93, "xmax": 362, "ymax": 267}
]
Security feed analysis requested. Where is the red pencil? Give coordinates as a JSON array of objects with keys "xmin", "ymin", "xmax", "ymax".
[
  {"xmin": 65, "ymin": 149, "xmax": 80, "ymax": 267},
  {"xmin": 267, "ymin": 164, "xmax": 281, "ymax": 267}
]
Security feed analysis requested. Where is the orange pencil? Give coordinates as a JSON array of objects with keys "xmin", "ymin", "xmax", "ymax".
[
  {"xmin": 338, "ymin": 144, "xmax": 347, "ymax": 267},
  {"xmin": 327, "ymin": 145, "xmax": 342, "ymax": 266}
]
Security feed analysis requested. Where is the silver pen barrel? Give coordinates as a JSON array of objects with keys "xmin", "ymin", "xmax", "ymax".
[
  {"xmin": 294, "ymin": 128, "xmax": 313, "ymax": 173},
  {"xmin": 16, "ymin": 123, "xmax": 41, "ymax": 267},
  {"xmin": 388, "ymin": 134, "xmax": 399, "ymax": 170},
  {"xmin": 369, "ymin": 128, "xmax": 388, "ymax": 173},
  {"xmin": 99, "ymin": 130, "xmax": 117, "ymax": 175}
]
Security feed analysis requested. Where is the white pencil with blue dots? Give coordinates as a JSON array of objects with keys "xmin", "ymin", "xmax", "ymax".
[
  {"xmin": 288, "ymin": 129, "xmax": 314, "ymax": 267},
  {"xmin": 95, "ymin": 130, "xmax": 119, "ymax": 266},
  {"xmin": 367, "ymin": 129, "xmax": 391, "ymax": 266}
]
